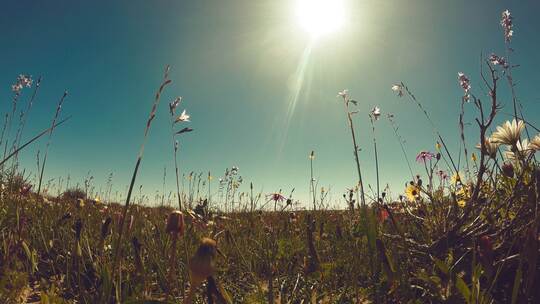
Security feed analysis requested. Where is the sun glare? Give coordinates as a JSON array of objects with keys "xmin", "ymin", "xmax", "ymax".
[{"xmin": 296, "ymin": 0, "xmax": 345, "ymax": 38}]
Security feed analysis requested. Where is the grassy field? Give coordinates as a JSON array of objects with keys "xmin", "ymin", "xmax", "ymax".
[{"xmin": 1, "ymin": 8, "xmax": 539, "ymax": 304}]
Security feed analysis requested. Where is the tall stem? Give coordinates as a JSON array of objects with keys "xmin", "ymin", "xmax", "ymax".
[{"xmin": 343, "ymin": 105, "xmax": 366, "ymax": 207}]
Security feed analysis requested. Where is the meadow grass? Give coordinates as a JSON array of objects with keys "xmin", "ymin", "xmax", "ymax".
[{"xmin": 0, "ymin": 9, "xmax": 539, "ymax": 304}]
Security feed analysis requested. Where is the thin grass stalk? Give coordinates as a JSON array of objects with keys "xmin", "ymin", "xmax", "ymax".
[
  {"xmin": 401, "ymin": 82, "xmax": 459, "ymax": 174},
  {"xmin": 37, "ymin": 91, "xmax": 68, "ymax": 195},
  {"xmin": 338, "ymin": 92, "xmax": 366, "ymax": 207},
  {"xmin": 0, "ymin": 116, "xmax": 71, "ymax": 168},
  {"xmin": 309, "ymin": 151, "xmax": 316, "ymax": 210},
  {"xmin": 387, "ymin": 114, "xmax": 414, "ymax": 180},
  {"xmin": 369, "ymin": 116, "xmax": 380, "ymax": 202},
  {"xmin": 13, "ymin": 76, "xmax": 42, "ymax": 159},
  {"xmin": 110, "ymin": 65, "xmax": 171, "ymax": 296}
]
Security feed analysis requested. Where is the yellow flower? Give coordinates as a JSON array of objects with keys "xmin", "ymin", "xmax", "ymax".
[
  {"xmin": 451, "ymin": 172, "xmax": 462, "ymax": 185},
  {"xmin": 435, "ymin": 142, "xmax": 442, "ymax": 151},
  {"xmin": 455, "ymin": 184, "xmax": 471, "ymax": 199},
  {"xmin": 471, "ymin": 153, "xmax": 477, "ymax": 162},
  {"xmin": 405, "ymin": 184, "xmax": 420, "ymax": 202},
  {"xmin": 457, "ymin": 200, "xmax": 466, "ymax": 208}
]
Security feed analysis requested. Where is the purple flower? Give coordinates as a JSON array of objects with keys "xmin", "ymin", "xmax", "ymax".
[
  {"xmin": 457, "ymin": 72, "xmax": 471, "ymax": 102},
  {"xmin": 500, "ymin": 9, "xmax": 513, "ymax": 42},
  {"xmin": 416, "ymin": 151, "xmax": 435, "ymax": 163}
]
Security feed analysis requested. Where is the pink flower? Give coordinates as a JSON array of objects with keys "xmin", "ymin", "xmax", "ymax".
[
  {"xmin": 267, "ymin": 192, "xmax": 286, "ymax": 203},
  {"xmin": 500, "ymin": 9, "xmax": 513, "ymax": 42},
  {"xmin": 416, "ymin": 151, "xmax": 435, "ymax": 163}
]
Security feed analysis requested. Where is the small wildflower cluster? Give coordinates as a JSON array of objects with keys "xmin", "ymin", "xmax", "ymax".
[
  {"xmin": 500, "ymin": 9, "xmax": 513, "ymax": 42},
  {"xmin": 489, "ymin": 53, "xmax": 508, "ymax": 68},
  {"xmin": 457, "ymin": 72, "xmax": 471, "ymax": 102},
  {"xmin": 11, "ymin": 74, "xmax": 33, "ymax": 93}
]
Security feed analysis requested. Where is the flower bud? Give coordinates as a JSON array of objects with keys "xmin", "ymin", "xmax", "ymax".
[
  {"xmin": 502, "ymin": 162, "xmax": 514, "ymax": 177},
  {"xmin": 166, "ymin": 210, "xmax": 185, "ymax": 236}
]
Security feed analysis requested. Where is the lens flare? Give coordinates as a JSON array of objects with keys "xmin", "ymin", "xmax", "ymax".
[{"xmin": 296, "ymin": 0, "xmax": 345, "ymax": 38}]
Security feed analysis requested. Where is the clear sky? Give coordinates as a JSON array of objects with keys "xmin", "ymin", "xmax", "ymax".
[{"xmin": 1, "ymin": 0, "xmax": 539, "ymax": 207}]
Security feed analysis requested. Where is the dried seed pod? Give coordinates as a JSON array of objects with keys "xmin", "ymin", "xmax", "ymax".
[{"xmin": 165, "ymin": 210, "xmax": 184, "ymax": 236}]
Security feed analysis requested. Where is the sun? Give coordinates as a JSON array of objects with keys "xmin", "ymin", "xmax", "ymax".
[{"xmin": 296, "ymin": 0, "xmax": 345, "ymax": 38}]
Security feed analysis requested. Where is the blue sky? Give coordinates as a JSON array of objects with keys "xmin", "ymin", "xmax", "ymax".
[{"xmin": 1, "ymin": 0, "xmax": 539, "ymax": 207}]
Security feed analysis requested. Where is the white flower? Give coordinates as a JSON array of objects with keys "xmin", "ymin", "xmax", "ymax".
[
  {"xmin": 371, "ymin": 106, "xmax": 381, "ymax": 120},
  {"xmin": 529, "ymin": 134, "xmax": 540, "ymax": 151},
  {"xmin": 475, "ymin": 137, "xmax": 500, "ymax": 159},
  {"xmin": 505, "ymin": 139, "xmax": 532, "ymax": 160},
  {"xmin": 337, "ymin": 89, "xmax": 349, "ymax": 97},
  {"xmin": 391, "ymin": 84, "xmax": 403, "ymax": 97},
  {"xmin": 175, "ymin": 109, "xmax": 190, "ymax": 123},
  {"xmin": 491, "ymin": 119, "xmax": 524, "ymax": 146}
]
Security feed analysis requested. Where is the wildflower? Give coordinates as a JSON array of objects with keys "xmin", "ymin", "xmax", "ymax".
[
  {"xmin": 501, "ymin": 162, "xmax": 514, "ymax": 177},
  {"xmin": 529, "ymin": 134, "xmax": 540, "ymax": 151},
  {"xmin": 455, "ymin": 184, "xmax": 471, "ymax": 199},
  {"xmin": 489, "ymin": 53, "xmax": 508, "ymax": 68},
  {"xmin": 267, "ymin": 192, "xmax": 286, "ymax": 203},
  {"xmin": 491, "ymin": 119, "xmax": 524, "ymax": 146},
  {"xmin": 309, "ymin": 150, "xmax": 315, "ymax": 160},
  {"xmin": 471, "ymin": 152, "xmax": 477, "ymax": 162},
  {"xmin": 457, "ymin": 199, "xmax": 466, "ymax": 208},
  {"xmin": 391, "ymin": 84, "xmax": 404, "ymax": 97},
  {"xmin": 416, "ymin": 151, "xmax": 435, "ymax": 163},
  {"xmin": 11, "ymin": 74, "xmax": 33, "ymax": 93},
  {"xmin": 451, "ymin": 172, "xmax": 462, "ymax": 185},
  {"xmin": 458, "ymin": 72, "xmax": 471, "ymax": 102},
  {"xmin": 166, "ymin": 210, "xmax": 185, "ymax": 236},
  {"xmin": 500, "ymin": 9, "xmax": 513, "ymax": 42},
  {"xmin": 476, "ymin": 137, "xmax": 500, "ymax": 159},
  {"xmin": 504, "ymin": 139, "xmax": 532, "ymax": 160},
  {"xmin": 370, "ymin": 106, "xmax": 381, "ymax": 120},
  {"xmin": 436, "ymin": 170, "xmax": 448, "ymax": 181},
  {"xmin": 405, "ymin": 183, "xmax": 420, "ymax": 202},
  {"xmin": 169, "ymin": 96, "xmax": 182, "ymax": 115},
  {"xmin": 435, "ymin": 142, "xmax": 442, "ymax": 151},
  {"xmin": 337, "ymin": 89, "xmax": 349, "ymax": 99},
  {"xmin": 175, "ymin": 109, "xmax": 190, "ymax": 123}
]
